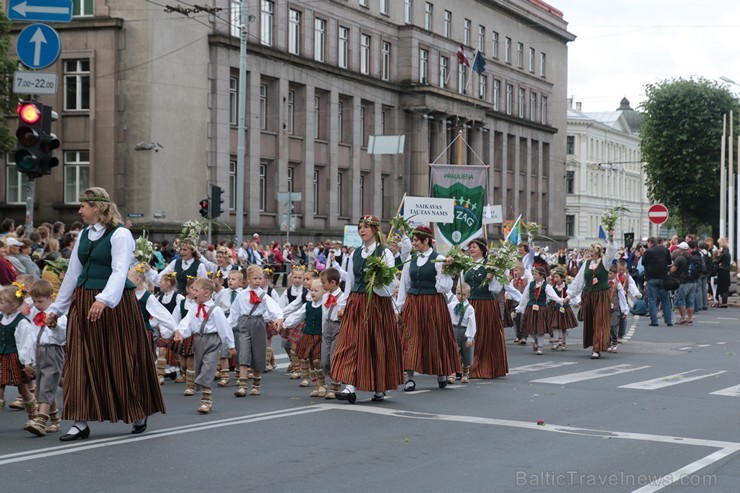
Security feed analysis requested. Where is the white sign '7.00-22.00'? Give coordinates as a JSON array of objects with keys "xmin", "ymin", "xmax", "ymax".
[{"xmin": 13, "ymin": 71, "xmax": 57, "ymax": 95}]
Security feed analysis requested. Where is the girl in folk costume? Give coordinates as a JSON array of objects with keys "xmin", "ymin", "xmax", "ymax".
[
  {"xmin": 515, "ymin": 267, "xmax": 568, "ymax": 355},
  {"xmin": 331, "ymin": 215, "xmax": 404, "ymax": 403},
  {"xmin": 509, "ymin": 261, "xmax": 531, "ymax": 344},
  {"xmin": 150, "ymin": 238, "xmax": 208, "ymax": 295},
  {"xmin": 464, "ymin": 238, "xmax": 510, "ymax": 379},
  {"xmin": 278, "ymin": 267, "xmax": 307, "ymax": 380},
  {"xmin": 616, "ymin": 259, "xmax": 642, "ymax": 344},
  {"xmin": 566, "ymin": 233, "xmax": 618, "ymax": 359},
  {"xmin": 156, "ymin": 272, "xmax": 186, "ymax": 381},
  {"xmin": 260, "ymin": 268, "xmax": 280, "ymax": 371},
  {"xmin": 46, "ymin": 187, "xmax": 165, "ymax": 440},
  {"xmin": 177, "ymin": 278, "xmax": 199, "ymax": 395},
  {"xmin": 286, "ymin": 270, "xmax": 319, "ymax": 387},
  {"xmin": 607, "ymin": 265, "xmax": 629, "ymax": 353},
  {"xmin": 215, "ymin": 269, "xmax": 243, "ymax": 386},
  {"xmin": 548, "ymin": 268, "xmax": 577, "ymax": 351},
  {"xmin": 0, "ymin": 283, "xmax": 37, "ymax": 430},
  {"xmin": 396, "ymin": 226, "xmax": 458, "ymax": 391}
]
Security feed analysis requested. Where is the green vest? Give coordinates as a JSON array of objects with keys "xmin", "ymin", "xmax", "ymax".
[
  {"xmin": 351, "ymin": 244, "xmax": 384, "ymax": 293},
  {"xmin": 527, "ymin": 281, "xmax": 547, "ymax": 307},
  {"xmin": 302, "ymin": 302, "xmax": 323, "ymax": 335},
  {"xmin": 407, "ymin": 251, "xmax": 439, "ymax": 295},
  {"xmin": 175, "ymin": 258, "xmax": 201, "ymax": 294},
  {"xmin": 464, "ymin": 266, "xmax": 495, "ymax": 300},
  {"xmin": 138, "ymin": 291, "xmax": 153, "ymax": 332},
  {"xmin": 76, "ymin": 226, "xmax": 136, "ymax": 290},
  {"xmin": 0, "ymin": 314, "xmax": 27, "ymax": 355},
  {"xmin": 179, "ymin": 298, "xmax": 189, "ymax": 320},
  {"xmin": 584, "ymin": 259, "xmax": 610, "ymax": 292}
]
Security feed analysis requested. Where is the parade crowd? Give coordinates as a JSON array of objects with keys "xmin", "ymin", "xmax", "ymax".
[{"xmin": 0, "ymin": 191, "xmax": 732, "ymax": 441}]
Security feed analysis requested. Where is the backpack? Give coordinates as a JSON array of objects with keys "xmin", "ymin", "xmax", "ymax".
[{"xmin": 686, "ymin": 251, "xmax": 706, "ymax": 281}]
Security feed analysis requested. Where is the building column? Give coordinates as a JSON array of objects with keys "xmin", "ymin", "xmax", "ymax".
[
  {"xmin": 277, "ymin": 77, "xmax": 290, "ymax": 227},
  {"xmin": 247, "ymin": 69, "xmax": 261, "ymax": 228},
  {"xmin": 304, "ymin": 84, "xmax": 316, "ymax": 229},
  {"xmin": 328, "ymin": 89, "xmax": 339, "ymax": 230},
  {"xmin": 351, "ymin": 96, "xmax": 362, "ymax": 221},
  {"xmin": 373, "ymin": 103, "xmax": 383, "ymax": 215},
  {"xmin": 410, "ymin": 113, "xmax": 429, "ymax": 196}
]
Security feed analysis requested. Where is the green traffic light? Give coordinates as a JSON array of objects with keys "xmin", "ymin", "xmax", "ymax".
[{"xmin": 14, "ymin": 149, "xmax": 37, "ymax": 171}]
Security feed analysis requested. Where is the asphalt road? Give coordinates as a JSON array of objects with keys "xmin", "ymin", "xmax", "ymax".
[{"xmin": 2, "ymin": 307, "xmax": 740, "ymax": 493}]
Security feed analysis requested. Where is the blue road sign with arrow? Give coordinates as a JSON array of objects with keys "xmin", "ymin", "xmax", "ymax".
[
  {"xmin": 16, "ymin": 23, "xmax": 61, "ymax": 70},
  {"xmin": 8, "ymin": 0, "xmax": 73, "ymax": 23}
]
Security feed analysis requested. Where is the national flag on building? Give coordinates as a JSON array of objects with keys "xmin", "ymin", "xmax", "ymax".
[
  {"xmin": 472, "ymin": 49, "xmax": 486, "ymax": 74},
  {"xmin": 457, "ymin": 44, "xmax": 470, "ymax": 67}
]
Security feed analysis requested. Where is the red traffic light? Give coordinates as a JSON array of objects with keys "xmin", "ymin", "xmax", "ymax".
[
  {"xmin": 17, "ymin": 103, "xmax": 41, "ymax": 125},
  {"xmin": 199, "ymin": 199, "xmax": 208, "ymax": 209}
]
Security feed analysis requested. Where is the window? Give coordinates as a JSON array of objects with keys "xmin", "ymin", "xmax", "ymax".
[
  {"xmin": 566, "ymin": 214, "xmax": 575, "ymax": 236},
  {"xmin": 287, "ymin": 166, "xmax": 294, "ymax": 193},
  {"xmin": 288, "ymin": 9, "xmax": 301, "ymax": 55},
  {"xmin": 505, "ymin": 84, "xmax": 512, "ymax": 115},
  {"xmin": 360, "ymin": 34, "xmax": 371, "ymax": 75},
  {"xmin": 380, "ymin": 0, "xmax": 389, "ymax": 15},
  {"xmin": 463, "ymin": 19, "xmax": 471, "ymax": 45},
  {"xmin": 359, "ymin": 0, "xmax": 368, "ymax": 6},
  {"xmin": 443, "ymin": 10, "xmax": 451, "ymax": 38},
  {"xmin": 64, "ymin": 59, "xmax": 90, "ymax": 111},
  {"xmin": 517, "ymin": 42, "xmax": 523, "ymax": 68},
  {"xmin": 404, "ymin": 0, "xmax": 413, "ymax": 24},
  {"xmin": 313, "ymin": 96, "xmax": 320, "ymax": 139},
  {"xmin": 493, "ymin": 79, "xmax": 500, "ymax": 111},
  {"xmin": 518, "ymin": 88, "xmax": 525, "ymax": 118},
  {"xmin": 424, "ymin": 2, "xmax": 433, "ymax": 31},
  {"xmin": 360, "ymin": 105, "xmax": 367, "ymax": 145},
  {"xmin": 380, "ymin": 177, "xmax": 386, "ymax": 217},
  {"xmin": 338, "ymin": 27, "xmax": 349, "ymax": 69},
  {"xmin": 260, "ymin": 0, "xmax": 273, "ymax": 46},
  {"xmin": 314, "ymin": 18, "xmax": 326, "ymax": 62},
  {"xmin": 439, "ymin": 56, "xmax": 449, "ymax": 88},
  {"xmin": 230, "ymin": 1, "xmax": 242, "ymax": 37},
  {"xmin": 458, "ymin": 63, "xmax": 466, "ymax": 94},
  {"xmin": 259, "ymin": 163, "xmax": 266, "ymax": 211},
  {"xmin": 566, "ymin": 136, "xmax": 575, "ymax": 155},
  {"xmin": 540, "ymin": 53, "xmax": 547, "ymax": 77},
  {"xmin": 337, "ymin": 101, "xmax": 344, "ymax": 142},
  {"xmin": 419, "ymin": 48, "xmax": 429, "ymax": 84},
  {"xmin": 229, "ymin": 77, "xmax": 238, "ymax": 125},
  {"xmin": 73, "ymin": 0, "xmax": 93, "ymax": 17},
  {"xmin": 478, "ymin": 75, "xmax": 487, "ymax": 100},
  {"xmin": 381, "ymin": 109, "xmax": 386, "ymax": 135},
  {"xmin": 259, "ymin": 84, "xmax": 267, "ymax": 130},
  {"xmin": 541, "ymin": 96, "xmax": 548, "ymax": 124},
  {"xmin": 64, "ymin": 151, "xmax": 90, "ymax": 204},
  {"xmin": 287, "ymin": 90, "xmax": 295, "ymax": 135},
  {"xmin": 313, "ymin": 170, "xmax": 319, "ymax": 214},
  {"xmin": 478, "ymin": 25, "xmax": 485, "ymax": 50},
  {"xmin": 229, "ymin": 160, "xmax": 237, "ymax": 210},
  {"xmin": 5, "ymin": 153, "xmax": 28, "ymax": 205},
  {"xmin": 381, "ymin": 42, "xmax": 391, "ymax": 81},
  {"xmin": 504, "ymin": 37, "xmax": 511, "ymax": 63},
  {"xmin": 530, "ymin": 92, "xmax": 537, "ymax": 121},
  {"xmin": 492, "ymin": 31, "xmax": 499, "ymax": 58},
  {"xmin": 359, "ymin": 174, "xmax": 365, "ymax": 211},
  {"xmin": 528, "ymin": 47, "xmax": 535, "ymax": 72},
  {"xmin": 337, "ymin": 172, "xmax": 343, "ymax": 217}
]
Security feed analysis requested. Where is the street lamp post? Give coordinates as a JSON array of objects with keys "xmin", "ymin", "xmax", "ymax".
[{"xmin": 721, "ymin": 76, "xmax": 739, "ymax": 260}]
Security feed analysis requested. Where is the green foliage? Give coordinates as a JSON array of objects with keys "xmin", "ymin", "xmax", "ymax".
[
  {"xmin": 641, "ymin": 77, "xmax": 739, "ymax": 233},
  {"xmin": 0, "ymin": 12, "xmax": 18, "ymax": 154}
]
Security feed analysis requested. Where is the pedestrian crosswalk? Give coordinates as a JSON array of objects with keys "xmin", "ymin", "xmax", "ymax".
[{"xmin": 531, "ymin": 364, "xmax": 651, "ymax": 385}]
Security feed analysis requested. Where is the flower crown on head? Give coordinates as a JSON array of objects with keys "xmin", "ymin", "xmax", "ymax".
[
  {"xmin": 412, "ymin": 227, "xmax": 433, "ymax": 238},
  {"xmin": 263, "ymin": 267, "xmax": 273, "ymax": 274},
  {"xmin": 292, "ymin": 264, "xmax": 307, "ymax": 271},
  {"xmin": 135, "ymin": 263, "xmax": 148, "ymax": 274},
  {"xmin": 165, "ymin": 271, "xmax": 177, "ymax": 281},
  {"xmin": 11, "ymin": 281, "xmax": 26, "ymax": 299},
  {"xmin": 359, "ymin": 215, "xmax": 380, "ymax": 228},
  {"xmin": 79, "ymin": 195, "xmax": 111, "ymax": 203}
]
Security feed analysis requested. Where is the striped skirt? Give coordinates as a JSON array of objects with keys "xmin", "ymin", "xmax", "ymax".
[
  {"xmin": 63, "ymin": 288, "xmax": 166, "ymax": 423},
  {"xmin": 178, "ymin": 335, "xmax": 195, "ymax": 357},
  {"xmin": 521, "ymin": 305, "xmax": 549, "ymax": 336},
  {"xmin": 280, "ymin": 323, "xmax": 304, "ymax": 346},
  {"xmin": 549, "ymin": 305, "xmax": 578, "ymax": 330},
  {"xmin": 469, "ymin": 298, "xmax": 509, "ymax": 379},
  {"xmin": 501, "ymin": 293, "xmax": 514, "ymax": 328},
  {"xmin": 297, "ymin": 333, "xmax": 322, "ymax": 361},
  {"xmin": 581, "ymin": 290, "xmax": 611, "ymax": 352},
  {"xmin": 401, "ymin": 294, "xmax": 460, "ymax": 376},
  {"xmin": 0, "ymin": 353, "xmax": 29, "ymax": 386},
  {"xmin": 330, "ymin": 292, "xmax": 404, "ymax": 392}
]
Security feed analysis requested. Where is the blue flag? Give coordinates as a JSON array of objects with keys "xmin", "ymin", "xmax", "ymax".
[
  {"xmin": 472, "ymin": 49, "xmax": 486, "ymax": 75},
  {"xmin": 505, "ymin": 215, "xmax": 522, "ymax": 245},
  {"xmin": 598, "ymin": 224, "xmax": 607, "ymax": 240}
]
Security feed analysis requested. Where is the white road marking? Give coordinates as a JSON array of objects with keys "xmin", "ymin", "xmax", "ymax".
[
  {"xmin": 623, "ymin": 315, "xmax": 639, "ymax": 342},
  {"xmin": 716, "ymin": 342, "xmax": 727, "ymax": 345},
  {"xmin": 716, "ymin": 317, "xmax": 738, "ymax": 320},
  {"xmin": 698, "ymin": 321, "xmax": 720, "ymax": 324},
  {"xmin": 531, "ymin": 364, "xmax": 651, "ymax": 385},
  {"xmin": 710, "ymin": 384, "xmax": 740, "ymax": 397},
  {"xmin": 678, "ymin": 347, "xmax": 693, "ymax": 351},
  {"xmin": 507, "ymin": 361, "xmax": 579, "ymax": 375},
  {"xmin": 696, "ymin": 344, "xmax": 712, "ymax": 347},
  {"xmin": 619, "ymin": 369, "xmax": 727, "ymax": 390},
  {"xmin": 632, "ymin": 448, "xmax": 737, "ymax": 493}
]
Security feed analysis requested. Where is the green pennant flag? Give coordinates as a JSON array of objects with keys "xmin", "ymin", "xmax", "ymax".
[{"xmin": 430, "ymin": 165, "xmax": 487, "ymax": 248}]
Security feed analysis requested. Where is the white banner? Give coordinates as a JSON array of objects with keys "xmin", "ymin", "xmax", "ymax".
[
  {"xmin": 482, "ymin": 204, "xmax": 503, "ymax": 224},
  {"xmin": 343, "ymin": 225, "xmax": 362, "ymax": 248},
  {"xmin": 403, "ymin": 196, "xmax": 455, "ymax": 223}
]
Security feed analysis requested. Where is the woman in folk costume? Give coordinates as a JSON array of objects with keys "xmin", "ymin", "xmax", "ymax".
[
  {"xmin": 46, "ymin": 187, "xmax": 165, "ymax": 441},
  {"xmin": 331, "ymin": 215, "xmax": 404, "ymax": 403},
  {"xmin": 396, "ymin": 226, "xmax": 457, "ymax": 391},
  {"xmin": 464, "ymin": 238, "xmax": 510, "ymax": 379},
  {"xmin": 566, "ymin": 232, "xmax": 618, "ymax": 359}
]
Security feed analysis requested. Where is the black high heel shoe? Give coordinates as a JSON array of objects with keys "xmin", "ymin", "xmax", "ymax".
[
  {"xmin": 59, "ymin": 425, "xmax": 90, "ymax": 442},
  {"xmin": 131, "ymin": 418, "xmax": 148, "ymax": 435}
]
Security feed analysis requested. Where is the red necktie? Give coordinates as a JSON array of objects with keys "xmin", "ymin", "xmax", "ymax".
[
  {"xmin": 196, "ymin": 303, "xmax": 208, "ymax": 320},
  {"xmin": 33, "ymin": 312, "xmax": 46, "ymax": 327},
  {"xmin": 249, "ymin": 291, "xmax": 262, "ymax": 305},
  {"xmin": 324, "ymin": 294, "xmax": 337, "ymax": 308}
]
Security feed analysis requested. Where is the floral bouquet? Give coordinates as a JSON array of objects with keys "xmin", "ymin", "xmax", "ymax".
[
  {"xmin": 363, "ymin": 255, "xmax": 398, "ymax": 297},
  {"xmin": 179, "ymin": 219, "xmax": 209, "ymax": 241},
  {"xmin": 481, "ymin": 240, "xmax": 519, "ymax": 286},
  {"xmin": 387, "ymin": 213, "xmax": 414, "ymax": 244},
  {"xmin": 601, "ymin": 206, "xmax": 630, "ymax": 233},
  {"xmin": 44, "ymin": 257, "xmax": 69, "ymax": 276},
  {"xmin": 521, "ymin": 221, "xmax": 541, "ymax": 243},
  {"xmin": 134, "ymin": 229, "xmax": 154, "ymax": 264},
  {"xmin": 433, "ymin": 246, "xmax": 475, "ymax": 277}
]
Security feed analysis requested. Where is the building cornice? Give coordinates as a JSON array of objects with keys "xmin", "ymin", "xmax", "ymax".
[
  {"xmin": 477, "ymin": 0, "xmax": 576, "ymax": 43},
  {"xmin": 9, "ymin": 17, "xmax": 124, "ymax": 33}
]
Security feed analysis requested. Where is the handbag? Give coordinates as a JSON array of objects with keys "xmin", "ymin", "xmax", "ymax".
[{"xmin": 663, "ymin": 274, "xmax": 680, "ymax": 292}]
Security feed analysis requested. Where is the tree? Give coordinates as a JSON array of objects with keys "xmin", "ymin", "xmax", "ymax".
[
  {"xmin": 641, "ymin": 77, "xmax": 738, "ymax": 234},
  {"xmin": 0, "ymin": 12, "xmax": 18, "ymax": 154}
]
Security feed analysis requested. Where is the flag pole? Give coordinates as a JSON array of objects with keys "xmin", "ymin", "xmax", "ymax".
[{"xmin": 457, "ymin": 129, "xmax": 464, "ymax": 165}]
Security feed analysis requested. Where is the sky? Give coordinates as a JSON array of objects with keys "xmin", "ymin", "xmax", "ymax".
[{"xmin": 553, "ymin": 0, "xmax": 740, "ymax": 113}]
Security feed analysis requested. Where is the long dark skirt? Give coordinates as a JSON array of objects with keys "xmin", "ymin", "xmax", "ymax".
[
  {"xmin": 63, "ymin": 288, "xmax": 165, "ymax": 423},
  {"xmin": 469, "ymin": 298, "xmax": 508, "ymax": 379},
  {"xmin": 330, "ymin": 292, "xmax": 403, "ymax": 392},
  {"xmin": 581, "ymin": 290, "xmax": 611, "ymax": 352},
  {"xmin": 401, "ymin": 293, "xmax": 460, "ymax": 376}
]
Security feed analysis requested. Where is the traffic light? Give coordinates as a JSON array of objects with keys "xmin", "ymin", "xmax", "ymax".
[
  {"xmin": 14, "ymin": 101, "xmax": 59, "ymax": 178},
  {"xmin": 199, "ymin": 198, "xmax": 210, "ymax": 218},
  {"xmin": 210, "ymin": 185, "xmax": 224, "ymax": 219}
]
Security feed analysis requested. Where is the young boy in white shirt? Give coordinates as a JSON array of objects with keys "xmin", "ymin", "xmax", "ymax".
[{"xmin": 447, "ymin": 283, "xmax": 476, "ymax": 384}]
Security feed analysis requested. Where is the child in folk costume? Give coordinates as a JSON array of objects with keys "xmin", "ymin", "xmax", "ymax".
[
  {"xmin": 284, "ymin": 279, "xmax": 328, "ymax": 397},
  {"xmin": 228, "ymin": 265, "xmax": 284, "ymax": 397},
  {"xmin": 607, "ymin": 265, "xmax": 629, "ymax": 353},
  {"xmin": 447, "ymin": 283, "xmax": 476, "ymax": 384},
  {"xmin": 0, "ymin": 284, "xmax": 38, "ymax": 429},
  {"xmin": 397, "ymin": 226, "xmax": 458, "ymax": 391},
  {"xmin": 150, "ymin": 238, "xmax": 208, "ymax": 295},
  {"xmin": 172, "ymin": 278, "xmax": 236, "ymax": 414},
  {"xmin": 319, "ymin": 268, "xmax": 344, "ymax": 399},
  {"xmin": 284, "ymin": 270, "xmax": 316, "ymax": 386},
  {"xmin": 616, "ymin": 259, "xmax": 642, "ymax": 344},
  {"xmin": 178, "ymin": 278, "xmax": 199, "ymax": 394},
  {"xmin": 509, "ymin": 261, "xmax": 531, "ymax": 345},
  {"xmin": 548, "ymin": 268, "xmax": 578, "ymax": 351},
  {"xmin": 260, "ymin": 269, "xmax": 280, "ymax": 371},
  {"xmin": 515, "ymin": 267, "xmax": 568, "ymax": 355},
  {"xmin": 24, "ymin": 280, "xmax": 67, "ymax": 436},
  {"xmin": 215, "ymin": 269, "xmax": 243, "ymax": 386},
  {"xmin": 156, "ymin": 272, "xmax": 185, "ymax": 382},
  {"xmin": 279, "ymin": 268, "xmax": 307, "ymax": 379}
]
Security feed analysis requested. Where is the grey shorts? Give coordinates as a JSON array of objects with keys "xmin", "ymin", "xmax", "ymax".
[
  {"xmin": 194, "ymin": 333, "xmax": 222, "ymax": 388},
  {"xmin": 236, "ymin": 315, "xmax": 267, "ymax": 372},
  {"xmin": 35, "ymin": 345, "xmax": 64, "ymax": 405}
]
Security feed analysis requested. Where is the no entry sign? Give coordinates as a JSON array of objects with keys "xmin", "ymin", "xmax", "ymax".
[{"xmin": 648, "ymin": 204, "xmax": 669, "ymax": 225}]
